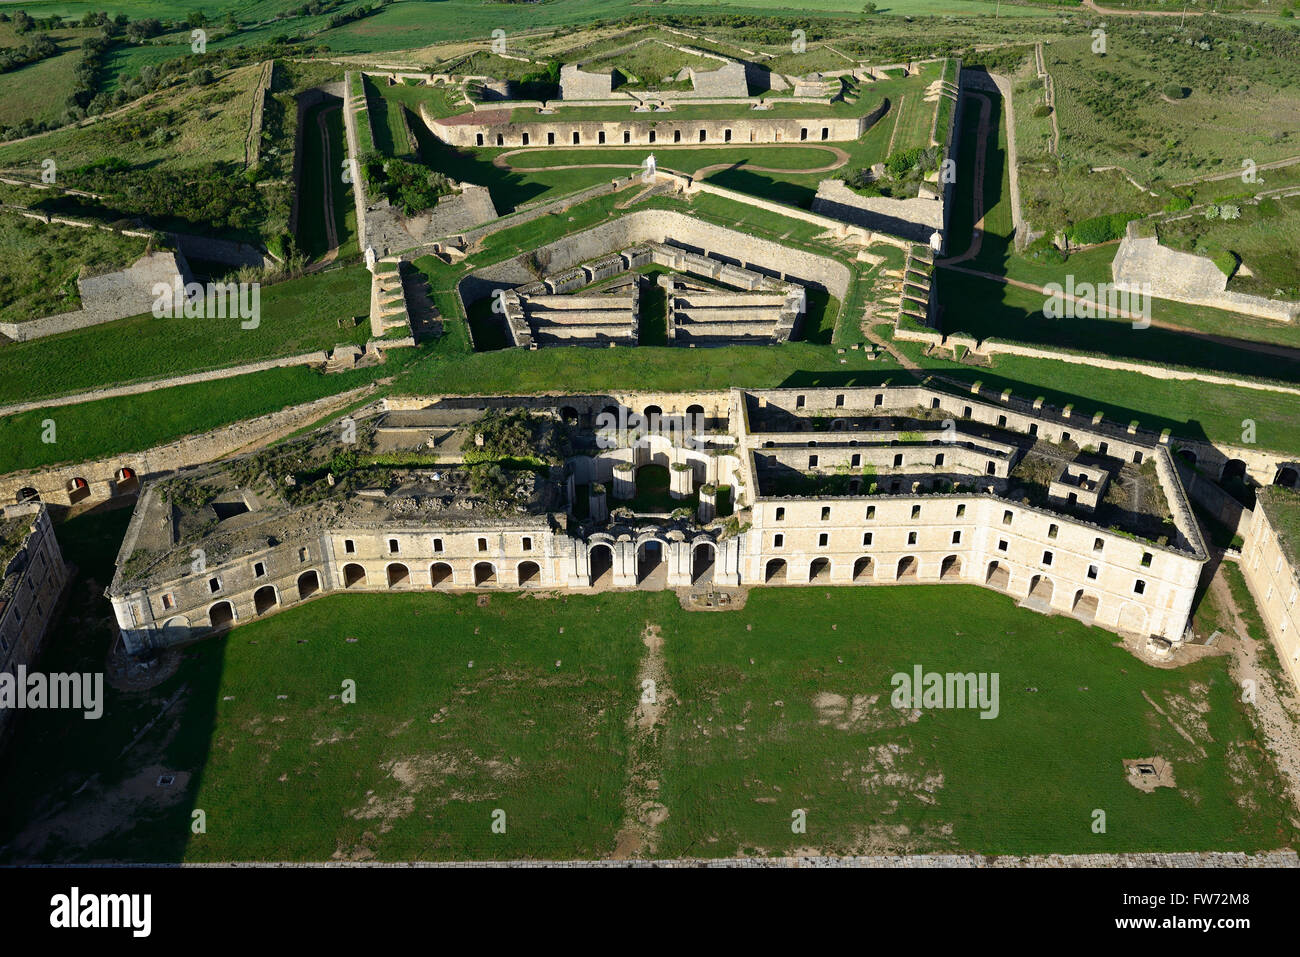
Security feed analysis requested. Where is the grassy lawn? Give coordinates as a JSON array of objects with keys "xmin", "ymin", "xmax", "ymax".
[
  {"xmin": 2, "ymin": 555, "xmax": 1293, "ymax": 861},
  {"xmin": 0, "ymin": 266, "xmax": 372, "ymax": 406},
  {"xmin": 0, "ymin": 359, "xmax": 401, "ymax": 476}
]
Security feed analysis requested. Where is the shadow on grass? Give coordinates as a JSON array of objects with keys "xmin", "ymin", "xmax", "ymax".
[{"xmin": 0, "ymin": 507, "xmax": 223, "ymax": 863}]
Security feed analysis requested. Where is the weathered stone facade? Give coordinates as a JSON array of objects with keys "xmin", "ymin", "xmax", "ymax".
[
  {"xmin": 1241, "ymin": 488, "xmax": 1300, "ymax": 693},
  {"xmin": 108, "ymin": 385, "xmax": 1205, "ymax": 653},
  {"xmin": 0, "ymin": 503, "xmax": 70, "ymax": 740}
]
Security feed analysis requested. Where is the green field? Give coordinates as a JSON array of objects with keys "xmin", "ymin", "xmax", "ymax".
[
  {"xmin": 1, "ymin": 514, "xmax": 1293, "ymax": 862},
  {"xmin": 0, "ymin": 23, "xmax": 96, "ymax": 131},
  {"xmin": 0, "ymin": 265, "xmax": 372, "ymax": 406},
  {"xmin": 0, "ymin": 358, "xmax": 403, "ymax": 476}
]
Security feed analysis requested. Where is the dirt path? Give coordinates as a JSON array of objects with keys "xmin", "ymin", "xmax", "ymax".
[
  {"xmin": 939, "ymin": 264, "xmax": 1300, "ymax": 361},
  {"xmin": 612, "ymin": 621, "xmax": 672, "ymax": 859},
  {"xmin": 1082, "ymin": 0, "xmax": 1207, "ymax": 15},
  {"xmin": 1034, "ymin": 43, "xmax": 1060, "ymax": 158},
  {"xmin": 938, "ymin": 91, "xmax": 992, "ymax": 267},
  {"xmin": 1209, "ymin": 565, "xmax": 1300, "ymax": 815},
  {"xmin": 1172, "ymin": 154, "xmax": 1300, "ymax": 189}
]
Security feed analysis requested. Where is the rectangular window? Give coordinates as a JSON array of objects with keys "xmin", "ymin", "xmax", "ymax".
[
  {"xmin": 209, "ymin": 577, "xmax": 221, "ymax": 593},
  {"xmin": 522, "ymin": 537, "xmax": 533, "ymax": 551},
  {"xmin": 998, "ymin": 540, "xmax": 1008, "ymax": 552},
  {"xmin": 1042, "ymin": 550, "xmax": 1053, "ymax": 566},
  {"xmin": 162, "ymin": 593, "xmax": 174, "ymax": 610},
  {"xmin": 851, "ymin": 453, "xmax": 861, "ymax": 468},
  {"xmin": 254, "ymin": 561, "xmax": 266, "ymax": 577},
  {"xmin": 809, "ymin": 455, "xmax": 819, "ymax": 468},
  {"xmin": 775, "ymin": 507, "xmax": 785, "ymax": 522},
  {"xmin": 433, "ymin": 538, "xmax": 444, "ymax": 553},
  {"xmin": 344, "ymin": 539, "xmax": 356, "ymax": 554},
  {"xmin": 818, "ymin": 533, "xmax": 829, "ymax": 547},
  {"xmin": 952, "ymin": 531, "xmax": 961, "ymax": 544},
  {"xmin": 774, "ymin": 533, "xmax": 784, "ymax": 548},
  {"xmin": 893, "ymin": 453, "xmax": 903, "ymax": 468},
  {"xmin": 907, "ymin": 531, "xmax": 918, "ymax": 545},
  {"xmin": 1048, "ymin": 524, "xmax": 1058, "ymax": 539},
  {"xmin": 1003, "ymin": 510, "xmax": 1013, "ymax": 526},
  {"xmin": 821, "ymin": 507, "xmax": 831, "ymax": 521},
  {"xmin": 388, "ymin": 539, "xmax": 399, "ymax": 554},
  {"xmin": 1134, "ymin": 579, "xmax": 1146, "ymax": 595},
  {"xmin": 299, "ymin": 547, "xmax": 309, "ymax": 562},
  {"xmin": 477, "ymin": 538, "xmax": 488, "ymax": 552},
  {"xmin": 863, "ymin": 532, "xmax": 873, "ymax": 546},
  {"xmin": 1094, "ymin": 538, "xmax": 1104, "ymax": 552},
  {"xmin": 911, "ymin": 505, "xmax": 921, "ymax": 519},
  {"xmin": 956, "ymin": 504, "xmax": 966, "ymax": 518},
  {"xmin": 1087, "ymin": 565, "xmax": 1098, "ymax": 580},
  {"xmin": 866, "ymin": 506, "xmax": 876, "ymax": 520},
  {"xmin": 1140, "ymin": 551, "xmax": 1153, "ymax": 568}
]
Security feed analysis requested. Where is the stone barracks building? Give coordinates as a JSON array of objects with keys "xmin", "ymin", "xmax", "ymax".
[
  {"xmin": 1, "ymin": 503, "xmax": 70, "ymax": 739},
  {"xmin": 108, "ymin": 386, "xmax": 1206, "ymax": 653}
]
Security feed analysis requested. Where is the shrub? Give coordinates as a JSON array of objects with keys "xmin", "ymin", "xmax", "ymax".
[
  {"xmin": 1163, "ymin": 84, "xmax": 1188, "ymax": 99},
  {"xmin": 1163, "ymin": 195, "xmax": 1192, "ymax": 213},
  {"xmin": 1032, "ymin": 103, "xmax": 1052, "ymax": 118},
  {"xmin": 1213, "ymin": 250, "xmax": 1239, "ymax": 279},
  {"xmin": 1065, "ymin": 211, "xmax": 1139, "ymax": 246}
]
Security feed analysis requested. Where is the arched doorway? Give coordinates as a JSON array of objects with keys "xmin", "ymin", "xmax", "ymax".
[
  {"xmin": 297, "ymin": 570, "xmax": 320, "ymax": 600},
  {"xmin": 430, "ymin": 562, "xmax": 453, "ymax": 587},
  {"xmin": 114, "ymin": 467, "xmax": 139, "ymax": 493},
  {"xmin": 1276, "ymin": 466, "xmax": 1299, "ymax": 488},
  {"xmin": 518, "ymin": 560, "xmax": 541, "ymax": 586},
  {"xmin": 15, "ymin": 487, "xmax": 38, "ymax": 504},
  {"xmin": 939, "ymin": 555, "xmax": 962, "ymax": 581},
  {"xmin": 691, "ymin": 542, "xmax": 715, "ymax": 584},
  {"xmin": 853, "ymin": 556, "xmax": 874, "ymax": 582},
  {"xmin": 209, "ymin": 601, "xmax": 235, "ymax": 629},
  {"xmin": 1220, "ymin": 459, "xmax": 1247, "ymax": 483},
  {"xmin": 387, "ymin": 563, "xmax": 410, "ymax": 588},
  {"xmin": 809, "ymin": 557, "xmax": 832, "ymax": 582},
  {"xmin": 896, "ymin": 556, "xmax": 918, "ymax": 581},
  {"xmin": 343, "ymin": 563, "xmax": 366, "ymax": 588},
  {"xmin": 765, "ymin": 558, "xmax": 787, "ymax": 583},
  {"xmin": 985, "ymin": 561, "xmax": 1010, "ymax": 590},
  {"xmin": 643, "ymin": 404, "xmax": 662, "ymax": 429},
  {"xmin": 560, "ymin": 406, "xmax": 580, "ymax": 426},
  {"xmin": 474, "ymin": 561, "xmax": 496, "ymax": 586},
  {"xmin": 685, "ymin": 403, "xmax": 705, "ymax": 426},
  {"xmin": 1072, "ymin": 590, "xmax": 1099, "ymax": 624},
  {"xmin": 1176, "ymin": 448, "xmax": 1197, "ymax": 468},
  {"xmin": 588, "ymin": 543, "xmax": 613, "ymax": 586},
  {"xmin": 254, "ymin": 585, "xmax": 278, "ymax": 615},
  {"xmin": 1027, "ymin": 574, "xmax": 1054, "ymax": 604},
  {"xmin": 67, "ymin": 477, "xmax": 90, "ymax": 504},
  {"xmin": 637, "ymin": 540, "xmax": 666, "ymax": 585}
]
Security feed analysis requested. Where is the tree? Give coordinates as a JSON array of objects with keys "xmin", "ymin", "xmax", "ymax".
[{"xmin": 12, "ymin": 10, "xmax": 33, "ymax": 34}]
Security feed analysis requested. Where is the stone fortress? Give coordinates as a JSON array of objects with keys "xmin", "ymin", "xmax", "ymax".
[
  {"xmin": 107, "ymin": 384, "xmax": 1206, "ymax": 655},
  {"xmin": 497, "ymin": 241, "xmax": 805, "ymax": 348}
]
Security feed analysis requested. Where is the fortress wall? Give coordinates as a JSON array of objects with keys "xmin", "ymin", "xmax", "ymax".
[
  {"xmin": 742, "ymin": 491, "xmax": 1201, "ymax": 642},
  {"xmin": 1113, "ymin": 231, "xmax": 1299, "ymax": 322},
  {"xmin": 0, "ymin": 391, "xmax": 382, "ymax": 508},
  {"xmin": 431, "ymin": 112, "xmax": 865, "ymax": 148},
  {"xmin": 811, "ymin": 178, "xmax": 944, "ymax": 245},
  {"xmin": 1241, "ymin": 499, "xmax": 1300, "ymax": 694},
  {"xmin": 0, "ymin": 250, "xmax": 189, "ymax": 342}
]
